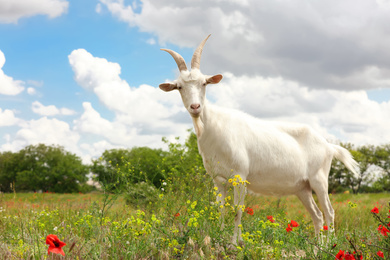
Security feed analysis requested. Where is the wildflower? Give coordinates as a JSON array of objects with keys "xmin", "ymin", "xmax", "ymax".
[
  {"xmin": 332, "ymin": 244, "xmax": 337, "ymax": 249},
  {"xmin": 46, "ymin": 234, "xmax": 66, "ymax": 256},
  {"xmin": 377, "ymin": 251, "xmax": 384, "ymax": 258},
  {"xmin": 162, "ymin": 182, "xmax": 167, "ymax": 186},
  {"xmin": 344, "ymin": 252, "xmax": 356, "ymax": 260},
  {"xmin": 371, "ymin": 206, "xmax": 379, "ymax": 214},
  {"xmin": 378, "ymin": 225, "xmax": 390, "ymax": 236},
  {"xmin": 335, "ymin": 250, "xmax": 345, "ymax": 260},
  {"xmin": 323, "ymin": 225, "xmax": 328, "ymax": 231},
  {"xmin": 174, "ymin": 213, "xmax": 180, "ymax": 217},
  {"xmin": 290, "ymin": 220, "xmax": 299, "ymax": 227},
  {"xmin": 228, "ymin": 179, "xmax": 233, "ymax": 183},
  {"xmin": 267, "ymin": 215, "xmax": 275, "ymax": 223},
  {"xmin": 245, "ymin": 207, "xmax": 254, "ymax": 215},
  {"xmin": 286, "ymin": 223, "xmax": 293, "ymax": 232}
]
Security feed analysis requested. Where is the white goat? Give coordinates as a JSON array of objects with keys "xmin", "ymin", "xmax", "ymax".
[{"xmin": 159, "ymin": 35, "xmax": 358, "ymax": 244}]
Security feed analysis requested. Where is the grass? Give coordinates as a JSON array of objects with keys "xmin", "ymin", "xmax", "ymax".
[{"xmin": 0, "ymin": 186, "xmax": 389, "ymax": 259}]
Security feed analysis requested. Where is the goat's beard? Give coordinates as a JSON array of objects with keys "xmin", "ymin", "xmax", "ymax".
[{"xmin": 192, "ymin": 116, "xmax": 204, "ymax": 138}]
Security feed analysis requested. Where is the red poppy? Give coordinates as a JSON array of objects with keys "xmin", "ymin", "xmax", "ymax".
[
  {"xmin": 286, "ymin": 223, "xmax": 293, "ymax": 232},
  {"xmin": 290, "ymin": 220, "xmax": 299, "ymax": 227},
  {"xmin": 371, "ymin": 206, "xmax": 379, "ymax": 214},
  {"xmin": 344, "ymin": 252, "xmax": 356, "ymax": 260},
  {"xmin": 378, "ymin": 225, "xmax": 390, "ymax": 237},
  {"xmin": 377, "ymin": 251, "xmax": 384, "ymax": 258},
  {"xmin": 46, "ymin": 234, "xmax": 66, "ymax": 256},
  {"xmin": 174, "ymin": 212, "xmax": 180, "ymax": 217},
  {"xmin": 332, "ymin": 243, "xmax": 337, "ymax": 249},
  {"xmin": 335, "ymin": 250, "xmax": 345, "ymax": 260},
  {"xmin": 267, "ymin": 215, "xmax": 275, "ymax": 223},
  {"xmin": 245, "ymin": 207, "xmax": 254, "ymax": 215},
  {"xmin": 323, "ymin": 225, "xmax": 328, "ymax": 231}
]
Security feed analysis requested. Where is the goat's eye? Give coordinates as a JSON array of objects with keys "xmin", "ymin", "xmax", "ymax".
[
  {"xmin": 202, "ymin": 82, "xmax": 207, "ymax": 87},
  {"xmin": 178, "ymin": 86, "xmax": 182, "ymax": 90}
]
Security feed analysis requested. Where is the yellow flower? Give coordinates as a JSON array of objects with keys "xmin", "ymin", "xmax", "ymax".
[
  {"xmin": 218, "ymin": 193, "xmax": 222, "ymax": 197},
  {"xmin": 214, "ymin": 186, "xmax": 218, "ymax": 191},
  {"xmin": 228, "ymin": 179, "xmax": 233, "ymax": 183}
]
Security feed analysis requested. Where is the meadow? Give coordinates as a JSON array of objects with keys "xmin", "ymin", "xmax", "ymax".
[{"xmin": 0, "ymin": 177, "xmax": 389, "ymax": 259}]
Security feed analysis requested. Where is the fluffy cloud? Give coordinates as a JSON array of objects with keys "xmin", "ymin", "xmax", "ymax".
[
  {"xmin": 1, "ymin": 117, "xmax": 80, "ymax": 154},
  {"xmin": 0, "ymin": 108, "xmax": 19, "ymax": 127},
  {"xmin": 99, "ymin": 0, "xmax": 390, "ymax": 91},
  {"xmin": 0, "ymin": 0, "xmax": 68, "ymax": 23},
  {"xmin": 32, "ymin": 101, "xmax": 76, "ymax": 116},
  {"xmin": 68, "ymin": 49, "xmax": 188, "ymax": 135},
  {"xmin": 0, "ymin": 50, "xmax": 24, "ymax": 95},
  {"xmin": 208, "ymin": 73, "xmax": 390, "ymax": 145}
]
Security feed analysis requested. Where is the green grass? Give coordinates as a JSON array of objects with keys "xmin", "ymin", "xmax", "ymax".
[{"xmin": 0, "ymin": 188, "xmax": 389, "ymax": 259}]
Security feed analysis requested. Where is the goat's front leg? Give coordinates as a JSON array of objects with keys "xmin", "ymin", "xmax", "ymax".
[
  {"xmin": 214, "ymin": 176, "xmax": 227, "ymax": 230},
  {"xmin": 232, "ymin": 178, "xmax": 246, "ymax": 245}
]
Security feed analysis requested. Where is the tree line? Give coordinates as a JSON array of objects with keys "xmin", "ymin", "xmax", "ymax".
[{"xmin": 0, "ymin": 132, "xmax": 389, "ymax": 194}]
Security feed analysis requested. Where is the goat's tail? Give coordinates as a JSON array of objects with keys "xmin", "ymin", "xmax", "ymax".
[{"xmin": 331, "ymin": 144, "xmax": 359, "ymax": 178}]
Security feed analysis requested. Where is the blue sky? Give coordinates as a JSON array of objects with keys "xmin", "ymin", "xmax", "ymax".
[{"xmin": 1, "ymin": 0, "xmax": 390, "ymax": 163}]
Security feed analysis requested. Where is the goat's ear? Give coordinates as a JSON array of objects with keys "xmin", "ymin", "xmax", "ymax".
[
  {"xmin": 159, "ymin": 83, "xmax": 177, "ymax": 92},
  {"xmin": 207, "ymin": 74, "xmax": 223, "ymax": 84}
]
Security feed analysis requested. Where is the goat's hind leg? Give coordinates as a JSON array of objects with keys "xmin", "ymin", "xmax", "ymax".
[
  {"xmin": 311, "ymin": 172, "xmax": 335, "ymax": 233},
  {"xmin": 296, "ymin": 186, "xmax": 324, "ymax": 236}
]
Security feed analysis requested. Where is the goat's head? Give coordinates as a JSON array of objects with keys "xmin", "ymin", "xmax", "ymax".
[{"xmin": 159, "ymin": 35, "xmax": 223, "ymax": 118}]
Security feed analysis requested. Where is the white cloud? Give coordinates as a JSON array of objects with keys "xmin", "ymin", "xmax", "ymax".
[
  {"xmin": 27, "ymin": 87, "xmax": 37, "ymax": 95},
  {"xmin": 99, "ymin": 0, "xmax": 390, "ymax": 91},
  {"xmin": 146, "ymin": 38, "xmax": 156, "ymax": 45},
  {"xmin": 31, "ymin": 101, "xmax": 76, "ymax": 116},
  {"xmin": 0, "ymin": 50, "xmax": 24, "ymax": 95},
  {"xmin": 0, "ymin": 0, "xmax": 69, "ymax": 24},
  {"xmin": 208, "ymin": 73, "xmax": 390, "ymax": 145},
  {"xmin": 68, "ymin": 49, "xmax": 186, "ymax": 129},
  {"xmin": 1, "ymin": 117, "xmax": 80, "ymax": 154},
  {"xmin": 0, "ymin": 108, "xmax": 19, "ymax": 126},
  {"xmin": 95, "ymin": 3, "xmax": 102, "ymax": 14}
]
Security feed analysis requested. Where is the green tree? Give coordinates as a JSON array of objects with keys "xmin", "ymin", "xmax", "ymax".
[
  {"xmin": 0, "ymin": 151, "xmax": 18, "ymax": 192},
  {"xmin": 369, "ymin": 144, "xmax": 390, "ymax": 192},
  {"xmin": 91, "ymin": 147, "xmax": 168, "ymax": 189},
  {"xmin": 14, "ymin": 144, "xmax": 88, "ymax": 193},
  {"xmin": 351, "ymin": 145, "xmax": 377, "ymax": 193}
]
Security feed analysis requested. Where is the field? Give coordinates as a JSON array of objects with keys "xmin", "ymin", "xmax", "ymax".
[{"xmin": 0, "ymin": 186, "xmax": 389, "ymax": 259}]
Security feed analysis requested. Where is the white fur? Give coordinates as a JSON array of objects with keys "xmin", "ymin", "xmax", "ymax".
[{"xmin": 160, "ymin": 58, "xmax": 358, "ymax": 245}]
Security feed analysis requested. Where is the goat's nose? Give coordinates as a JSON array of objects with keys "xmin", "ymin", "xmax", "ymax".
[{"xmin": 190, "ymin": 104, "xmax": 200, "ymax": 110}]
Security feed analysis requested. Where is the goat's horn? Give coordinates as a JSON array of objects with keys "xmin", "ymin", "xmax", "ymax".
[
  {"xmin": 161, "ymin": 49, "xmax": 188, "ymax": 72},
  {"xmin": 191, "ymin": 34, "xmax": 211, "ymax": 70}
]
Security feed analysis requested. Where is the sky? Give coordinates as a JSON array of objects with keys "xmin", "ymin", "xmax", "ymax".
[{"xmin": 0, "ymin": 0, "xmax": 390, "ymax": 164}]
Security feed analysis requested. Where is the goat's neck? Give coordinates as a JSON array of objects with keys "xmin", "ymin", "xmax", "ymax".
[{"xmin": 191, "ymin": 100, "xmax": 211, "ymax": 138}]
